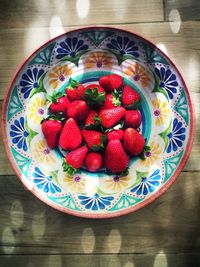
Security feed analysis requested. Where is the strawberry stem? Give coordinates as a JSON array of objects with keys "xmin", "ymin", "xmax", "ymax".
[
  {"xmin": 67, "ymin": 77, "xmax": 80, "ymax": 90},
  {"xmin": 62, "ymin": 160, "xmax": 77, "ymax": 176},
  {"xmin": 83, "ymin": 88, "xmax": 106, "ymax": 106}
]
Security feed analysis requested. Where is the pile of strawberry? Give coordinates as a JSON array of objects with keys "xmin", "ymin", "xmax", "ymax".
[{"xmin": 41, "ymin": 74, "xmax": 147, "ymax": 176}]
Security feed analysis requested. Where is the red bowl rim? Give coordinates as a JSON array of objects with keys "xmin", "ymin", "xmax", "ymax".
[{"xmin": 1, "ymin": 25, "xmax": 195, "ymax": 219}]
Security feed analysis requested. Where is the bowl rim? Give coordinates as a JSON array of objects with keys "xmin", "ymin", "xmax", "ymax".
[{"xmin": 1, "ymin": 25, "xmax": 195, "ymax": 219}]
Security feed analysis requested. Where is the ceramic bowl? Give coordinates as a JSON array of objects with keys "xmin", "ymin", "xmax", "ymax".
[{"xmin": 2, "ymin": 27, "xmax": 194, "ymax": 218}]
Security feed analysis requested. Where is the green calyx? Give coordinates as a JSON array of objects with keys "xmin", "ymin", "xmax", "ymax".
[
  {"xmin": 91, "ymin": 134, "xmax": 107, "ymax": 152},
  {"xmin": 62, "ymin": 160, "xmax": 77, "ymax": 176},
  {"xmin": 67, "ymin": 77, "xmax": 80, "ymax": 90},
  {"xmin": 41, "ymin": 112, "xmax": 65, "ymax": 124},
  {"xmin": 112, "ymin": 90, "xmax": 121, "ymax": 106},
  {"xmin": 46, "ymin": 91, "xmax": 65, "ymax": 104},
  {"xmin": 105, "ymin": 167, "xmax": 129, "ymax": 176},
  {"xmin": 83, "ymin": 88, "xmax": 106, "ymax": 106},
  {"xmin": 126, "ymin": 100, "xmax": 141, "ymax": 110}
]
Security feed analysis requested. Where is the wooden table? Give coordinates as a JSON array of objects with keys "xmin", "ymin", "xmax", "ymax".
[{"xmin": 0, "ymin": 1, "xmax": 200, "ymax": 266}]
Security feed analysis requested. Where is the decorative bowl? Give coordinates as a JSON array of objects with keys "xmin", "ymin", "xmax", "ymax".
[{"xmin": 2, "ymin": 26, "xmax": 194, "ymax": 218}]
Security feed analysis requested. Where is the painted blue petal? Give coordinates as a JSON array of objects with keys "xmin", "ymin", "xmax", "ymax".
[
  {"xmin": 38, "ymin": 69, "xmax": 44, "ymax": 78},
  {"xmin": 85, "ymin": 200, "xmax": 93, "ymax": 209},
  {"xmin": 107, "ymin": 43, "xmax": 115, "ymax": 50},
  {"xmin": 49, "ymin": 183, "xmax": 56, "ymax": 194},
  {"xmin": 98, "ymin": 200, "xmax": 106, "ymax": 210},
  {"xmin": 160, "ymin": 67, "xmax": 165, "ymax": 80},
  {"xmin": 124, "ymin": 36, "xmax": 130, "ymax": 46},
  {"xmin": 174, "ymin": 127, "xmax": 185, "ymax": 135},
  {"xmin": 143, "ymin": 184, "xmax": 149, "ymax": 195},
  {"xmin": 167, "ymin": 141, "xmax": 172, "ymax": 153},
  {"xmin": 172, "ymin": 141, "xmax": 178, "ymax": 151},
  {"xmin": 117, "ymin": 36, "xmax": 123, "ymax": 47},
  {"xmin": 175, "ymin": 134, "xmax": 186, "ymax": 141},
  {"xmin": 65, "ymin": 37, "xmax": 72, "ymax": 47},
  {"xmin": 43, "ymin": 183, "xmax": 50, "ymax": 193},
  {"xmin": 20, "ymin": 81, "xmax": 31, "ymax": 86},
  {"xmin": 155, "ymin": 68, "xmax": 161, "ymax": 79},
  {"xmin": 57, "ymin": 47, "xmax": 69, "ymax": 54},
  {"xmin": 22, "ymin": 73, "xmax": 29, "ymax": 81},
  {"xmin": 175, "ymin": 139, "xmax": 183, "ymax": 147},
  {"xmin": 56, "ymin": 54, "xmax": 66, "ymax": 59},
  {"xmin": 32, "ymin": 68, "xmax": 38, "ymax": 78},
  {"xmin": 164, "ymin": 69, "xmax": 172, "ymax": 81},
  {"xmin": 27, "ymin": 69, "xmax": 34, "ymax": 81},
  {"xmin": 78, "ymin": 195, "xmax": 90, "ymax": 200},
  {"xmin": 99, "ymin": 198, "xmax": 111, "ymax": 206},
  {"xmin": 35, "ymin": 167, "xmax": 44, "ymax": 176},
  {"xmin": 167, "ymin": 81, "xmax": 178, "ymax": 87},
  {"xmin": 168, "ymin": 73, "xmax": 176, "ymax": 82},
  {"xmin": 12, "ymin": 137, "xmax": 21, "ymax": 144},
  {"xmin": 60, "ymin": 41, "xmax": 67, "ymax": 49},
  {"xmin": 150, "ymin": 169, "xmax": 160, "ymax": 176},
  {"xmin": 131, "ymin": 184, "xmax": 140, "ymax": 193},
  {"xmin": 148, "ymin": 180, "xmax": 160, "ymax": 187},
  {"xmin": 80, "ymin": 199, "xmax": 90, "ymax": 205},
  {"xmin": 23, "ymin": 140, "xmax": 28, "ymax": 151},
  {"xmin": 76, "ymin": 39, "xmax": 84, "ymax": 49},
  {"xmin": 91, "ymin": 200, "xmax": 99, "ymax": 210},
  {"xmin": 136, "ymin": 184, "xmax": 143, "ymax": 195}
]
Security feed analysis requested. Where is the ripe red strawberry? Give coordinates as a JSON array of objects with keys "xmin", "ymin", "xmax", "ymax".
[
  {"xmin": 49, "ymin": 96, "xmax": 70, "ymax": 115},
  {"xmin": 104, "ymin": 140, "xmax": 129, "ymax": 173},
  {"xmin": 65, "ymin": 146, "xmax": 88, "ymax": 168},
  {"xmin": 41, "ymin": 119, "xmax": 62, "ymax": 149},
  {"xmin": 123, "ymin": 128, "xmax": 145, "ymax": 156},
  {"xmin": 85, "ymin": 83, "xmax": 105, "ymax": 94},
  {"xmin": 101, "ymin": 92, "xmax": 121, "ymax": 109},
  {"xmin": 82, "ymin": 130, "xmax": 106, "ymax": 150},
  {"xmin": 59, "ymin": 118, "xmax": 82, "ymax": 150},
  {"xmin": 106, "ymin": 129, "xmax": 124, "ymax": 141},
  {"xmin": 125, "ymin": 110, "xmax": 142, "ymax": 129},
  {"xmin": 99, "ymin": 74, "xmax": 123, "ymax": 93},
  {"xmin": 66, "ymin": 78, "xmax": 86, "ymax": 101},
  {"xmin": 85, "ymin": 110, "xmax": 99, "ymax": 126},
  {"xmin": 63, "ymin": 146, "xmax": 88, "ymax": 175},
  {"xmin": 99, "ymin": 107, "xmax": 125, "ymax": 128},
  {"xmin": 85, "ymin": 152, "xmax": 102, "ymax": 172},
  {"xmin": 122, "ymin": 85, "xmax": 141, "ymax": 107},
  {"xmin": 67, "ymin": 100, "xmax": 89, "ymax": 122}
]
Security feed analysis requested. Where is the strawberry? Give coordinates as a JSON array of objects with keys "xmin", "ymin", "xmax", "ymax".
[
  {"xmin": 85, "ymin": 83, "xmax": 105, "ymax": 94},
  {"xmin": 122, "ymin": 85, "xmax": 141, "ymax": 108},
  {"xmin": 99, "ymin": 74, "xmax": 123, "ymax": 93},
  {"xmin": 67, "ymin": 100, "xmax": 89, "ymax": 122},
  {"xmin": 101, "ymin": 91, "xmax": 121, "ymax": 109},
  {"xmin": 41, "ymin": 119, "xmax": 62, "ymax": 149},
  {"xmin": 106, "ymin": 129, "xmax": 124, "ymax": 141},
  {"xmin": 104, "ymin": 140, "xmax": 129, "ymax": 173},
  {"xmin": 99, "ymin": 107, "xmax": 125, "ymax": 128},
  {"xmin": 123, "ymin": 128, "xmax": 145, "ymax": 156},
  {"xmin": 49, "ymin": 96, "xmax": 70, "ymax": 115},
  {"xmin": 85, "ymin": 152, "xmax": 102, "ymax": 172},
  {"xmin": 83, "ymin": 84, "xmax": 106, "ymax": 106},
  {"xmin": 63, "ymin": 146, "xmax": 88, "ymax": 175},
  {"xmin": 85, "ymin": 110, "xmax": 99, "ymax": 126},
  {"xmin": 66, "ymin": 78, "xmax": 86, "ymax": 101},
  {"xmin": 59, "ymin": 118, "xmax": 82, "ymax": 150},
  {"xmin": 125, "ymin": 110, "xmax": 142, "ymax": 129},
  {"xmin": 82, "ymin": 130, "xmax": 106, "ymax": 151}
]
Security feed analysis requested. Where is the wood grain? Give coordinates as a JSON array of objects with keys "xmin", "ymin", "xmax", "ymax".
[
  {"xmin": 0, "ymin": 172, "xmax": 200, "ymax": 255},
  {"xmin": 0, "ymin": 21, "xmax": 199, "ymax": 101},
  {"xmin": 0, "ymin": 0, "xmax": 164, "ymax": 29},
  {"xmin": 164, "ymin": 0, "xmax": 200, "ymax": 21},
  {"xmin": 0, "ymin": 254, "xmax": 199, "ymax": 267}
]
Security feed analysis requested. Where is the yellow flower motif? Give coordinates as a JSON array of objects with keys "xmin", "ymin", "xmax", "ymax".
[
  {"xmin": 63, "ymin": 174, "xmax": 85, "ymax": 193},
  {"xmin": 48, "ymin": 65, "xmax": 72, "ymax": 89},
  {"xmin": 33, "ymin": 139, "xmax": 57, "ymax": 166},
  {"xmin": 141, "ymin": 141, "xmax": 162, "ymax": 167},
  {"xmin": 28, "ymin": 97, "xmax": 46, "ymax": 124},
  {"xmin": 85, "ymin": 52, "xmax": 113, "ymax": 68},
  {"xmin": 124, "ymin": 63, "xmax": 150, "ymax": 87},
  {"xmin": 152, "ymin": 99, "xmax": 170, "ymax": 126},
  {"xmin": 104, "ymin": 175, "xmax": 131, "ymax": 193}
]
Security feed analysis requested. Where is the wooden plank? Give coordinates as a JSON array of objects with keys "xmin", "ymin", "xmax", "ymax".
[
  {"xmin": 0, "ymin": 254, "xmax": 200, "ymax": 267},
  {"xmin": 0, "ymin": 0, "xmax": 164, "ymax": 29},
  {"xmin": 164, "ymin": 0, "xmax": 200, "ymax": 21},
  {"xmin": 0, "ymin": 21, "xmax": 199, "ymax": 101},
  {"xmin": 0, "ymin": 172, "xmax": 200, "ymax": 254},
  {"xmin": 0, "ymin": 91, "xmax": 199, "ymax": 175}
]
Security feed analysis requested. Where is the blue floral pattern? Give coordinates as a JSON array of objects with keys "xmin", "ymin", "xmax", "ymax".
[
  {"xmin": 155, "ymin": 67, "xmax": 178, "ymax": 99},
  {"xmin": 131, "ymin": 169, "xmax": 161, "ymax": 196},
  {"xmin": 78, "ymin": 193, "xmax": 114, "ymax": 211},
  {"xmin": 19, "ymin": 68, "xmax": 44, "ymax": 99},
  {"xmin": 33, "ymin": 167, "xmax": 61, "ymax": 194},
  {"xmin": 167, "ymin": 118, "xmax": 186, "ymax": 153},
  {"xmin": 107, "ymin": 36, "xmax": 139, "ymax": 58},
  {"xmin": 10, "ymin": 117, "xmax": 28, "ymax": 151},
  {"xmin": 56, "ymin": 37, "xmax": 88, "ymax": 59}
]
